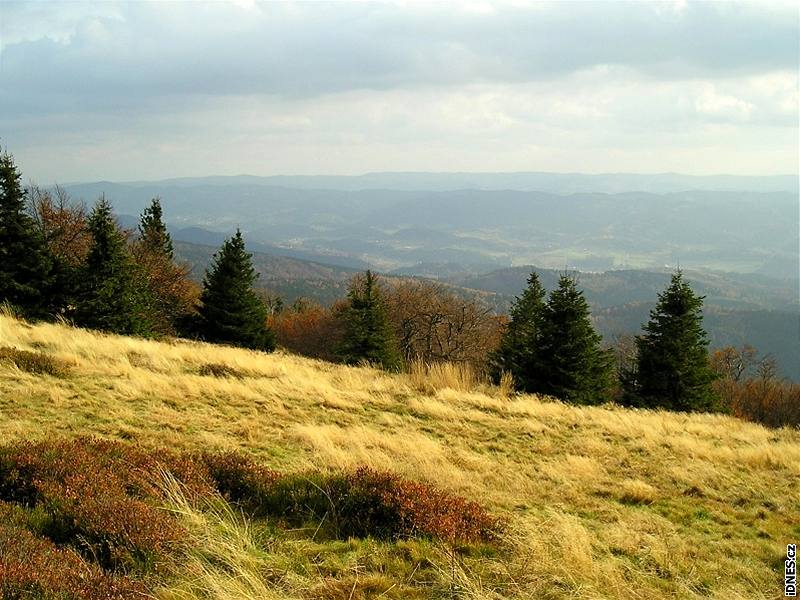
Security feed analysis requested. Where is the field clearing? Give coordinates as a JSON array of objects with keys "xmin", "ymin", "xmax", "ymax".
[{"xmin": 0, "ymin": 313, "xmax": 798, "ymax": 599}]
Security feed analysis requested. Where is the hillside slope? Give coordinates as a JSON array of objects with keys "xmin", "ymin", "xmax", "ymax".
[{"xmin": 0, "ymin": 315, "xmax": 798, "ymax": 599}]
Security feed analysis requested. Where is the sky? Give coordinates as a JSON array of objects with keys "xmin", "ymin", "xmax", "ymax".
[{"xmin": 1, "ymin": 1, "xmax": 798, "ymax": 183}]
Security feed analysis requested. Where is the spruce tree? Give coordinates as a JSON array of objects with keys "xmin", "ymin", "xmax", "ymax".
[
  {"xmin": 138, "ymin": 197, "xmax": 173, "ymax": 258},
  {"xmin": 623, "ymin": 271, "xmax": 718, "ymax": 411},
  {"xmin": 198, "ymin": 230, "xmax": 275, "ymax": 351},
  {"xmin": 336, "ymin": 270, "xmax": 400, "ymax": 370},
  {"xmin": 0, "ymin": 151, "xmax": 51, "ymax": 317},
  {"xmin": 75, "ymin": 197, "xmax": 151, "ymax": 335},
  {"xmin": 489, "ymin": 271, "xmax": 547, "ymax": 391},
  {"xmin": 132, "ymin": 198, "xmax": 196, "ymax": 335},
  {"xmin": 536, "ymin": 274, "xmax": 612, "ymax": 404}
]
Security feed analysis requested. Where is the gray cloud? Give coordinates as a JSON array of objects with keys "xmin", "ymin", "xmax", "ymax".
[
  {"xmin": 0, "ymin": 1, "xmax": 797, "ymax": 181},
  {"xmin": 2, "ymin": 2, "xmax": 796, "ymax": 104}
]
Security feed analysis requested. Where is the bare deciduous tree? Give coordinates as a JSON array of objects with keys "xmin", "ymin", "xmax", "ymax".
[
  {"xmin": 383, "ymin": 279, "xmax": 502, "ymax": 368},
  {"xmin": 27, "ymin": 185, "xmax": 91, "ymax": 266}
]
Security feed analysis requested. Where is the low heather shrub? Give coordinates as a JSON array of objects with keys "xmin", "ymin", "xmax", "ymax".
[
  {"xmin": 0, "ymin": 523, "xmax": 145, "ymax": 599},
  {"xmin": 0, "ymin": 439, "xmax": 212, "ymax": 573},
  {"xmin": 335, "ymin": 467, "xmax": 501, "ymax": 543},
  {"xmin": 200, "ymin": 451, "xmax": 281, "ymax": 506},
  {"xmin": 0, "ymin": 439, "xmax": 502, "ymax": 596},
  {"xmin": 208, "ymin": 462, "xmax": 503, "ymax": 544}
]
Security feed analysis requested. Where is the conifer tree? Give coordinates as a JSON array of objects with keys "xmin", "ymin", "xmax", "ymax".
[
  {"xmin": 138, "ymin": 197, "xmax": 173, "ymax": 258},
  {"xmin": 132, "ymin": 198, "xmax": 196, "ymax": 335},
  {"xmin": 197, "ymin": 229, "xmax": 275, "ymax": 351},
  {"xmin": 75, "ymin": 197, "xmax": 152, "ymax": 335},
  {"xmin": 623, "ymin": 271, "xmax": 718, "ymax": 411},
  {"xmin": 536, "ymin": 274, "xmax": 612, "ymax": 404},
  {"xmin": 489, "ymin": 271, "xmax": 547, "ymax": 391},
  {"xmin": 0, "ymin": 151, "xmax": 51, "ymax": 317},
  {"xmin": 336, "ymin": 270, "xmax": 400, "ymax": 370}
]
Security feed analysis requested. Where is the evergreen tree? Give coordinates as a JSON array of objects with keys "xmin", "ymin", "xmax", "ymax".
[
  {"xmin": 132, "ymin": 198, "xmax": 196, "ymax": 336},
  {"xmin": 197, "ymin": 230, "xmax": 275, "ymax": 351},
  {"xmin": 138, "ymin": 197, "xmax": 173, "ymax": 258},
  {"xmin": 75, "ymin": 197, "xmax": 152, "ymax": 335},
  {"xmin": 0, "ymin": 151, "xmax": 51, "ymax": 317},
  {"xmin": 336, "ymin": 270, "xmax": 400, "ymax": 370},
  {"xmin": 489, "ymin": 271, "xmax": 547, "ymax": 391},
  {"xmin": 623, "ymin": 271, "xmax": 718, "ymax": 411},
  {"xmin": 536, "ymin": 274, "xmax": 613, "ymax": 404}
]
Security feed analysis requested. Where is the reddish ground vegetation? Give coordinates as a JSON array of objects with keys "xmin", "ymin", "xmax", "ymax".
[
  {"xmin": 333, "ymin": 467, "xmax": 502, "ymax": 543},
  {"xmin": 0, "ymin": 439, "xmax": 211, "ymax": 573},
  {"xmin": 199, "ymin": 450, "xmax": 282, "ymax": 504},
  {"xmin": 0, "ymin": 439, "xmax": 502, "ymax": 597},
  {"xmin": 225, "ymin": 464, "xmax": 503, "ymax": 543},
  {"xmin": 0, "ymin": 519, "xmax": 145, "ymax": 599}
]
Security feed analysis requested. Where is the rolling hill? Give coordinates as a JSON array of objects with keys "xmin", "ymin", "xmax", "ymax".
[{"xmin": 62, "ymin": 174, "xmax": 798, "ymax": 278}]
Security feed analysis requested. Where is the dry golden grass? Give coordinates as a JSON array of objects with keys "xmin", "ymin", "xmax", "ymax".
[
  {"xmin": 408, "ymin": 359, "xmax": 485, "ymax": 394},
  {"xmin": 1, "ymin": 313, "xmax": 798, "ymax": 599},
  {"xmin": 157, "ymin": 474, "xmax": 301, "ymax": 600}
]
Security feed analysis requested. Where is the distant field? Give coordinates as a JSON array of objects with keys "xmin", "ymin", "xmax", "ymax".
[{"xmin": 0, "ymin": 314, "xmax": 798, "ymax": 599}]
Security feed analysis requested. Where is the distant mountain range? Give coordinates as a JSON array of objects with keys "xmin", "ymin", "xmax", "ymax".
[
  {"xmin": 64, "ymin": 173, "xmax": 798, "ymax": 279},
  {"xmin": 95, "ymin": 171, "xmax": 798, "ymax": 194}
]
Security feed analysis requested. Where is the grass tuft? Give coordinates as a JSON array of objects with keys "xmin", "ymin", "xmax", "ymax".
[
  {"xmin": 199, "ymin": 362, "xmax": 246, "ymax": 378},
  {"xmin": 618, "ymin": 479, "xmax": 658, "ymax": 505},
  {"xmin": 408, "ymin": 360, "xmax": 485, "ymax": 394},
  {"xmin": 0, "ymin": 346, "xmax": 70, "ymax": 377}
]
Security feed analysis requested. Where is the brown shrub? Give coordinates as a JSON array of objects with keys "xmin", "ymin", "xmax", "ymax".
[
  {"xmin": 0, "ymin": 439, "xmax": 502, "ymax": 594},
  {"xmin": 0, "ymin": 439, "xmax": 212, "ymax": 573},
  {"xmin": 199, "ymin": 451, "xmax": 282, "ymax": 506},
  {"xmin": 718, "ymin": 377, "xmax": 800, "ymax": 428},
  {"xmin": 269, "ymin": 300, "xmax": 344, "ymax": 362},
  {"xmin": 242, "ymin": 467, "xmax": 503, "ymax": 544},
  {"xmin": 383, "ymin": 280, "xmax": 503, "ymax": 369},
  {"xmin": 340, "ymin": 467, "xmax": 502, "ymax": 544},
  {"xmin": 0, "ymin": 347, "xmax": 69, "ymax": 377},
  {"xmin": 195, "ymin": 453, "xmax": 502, "ymax": 545},
  {"xmin": 130, "ymin": 241, "xmax": 200, "ymax": 337},
  {"xmin": 0, "ymin": 524, "xmax": 146, "ymax": 599}
]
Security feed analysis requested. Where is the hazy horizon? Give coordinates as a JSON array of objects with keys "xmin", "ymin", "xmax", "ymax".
[{"xmin": 31, "ymin": 169, "xmax": 800, "ymax": 189}]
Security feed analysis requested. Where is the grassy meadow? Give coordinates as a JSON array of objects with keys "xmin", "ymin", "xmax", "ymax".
[{"xmin": 0, "ymin": 312, "xmax": 797, "ymax": 599}]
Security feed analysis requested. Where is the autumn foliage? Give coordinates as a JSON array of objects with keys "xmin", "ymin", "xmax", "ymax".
[
  {"xmin": 0, "ymin": 439, "xmax": 209, "ymax": 573},
  {"xmin": 383, "ymin": 279, "xmax": 503, "ymax": 369},
  {"xmin": 711, "ymin": 345, "xmax": 799, "ymax": 428},
  {"xmin": 271, "ymin": 279, "xmax": 504, "ymax": 372},
  {"xmin": 270, "ymin": 299, "xmax": 345, "ymax": 362}
]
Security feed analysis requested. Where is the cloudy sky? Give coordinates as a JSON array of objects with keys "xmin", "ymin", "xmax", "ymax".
[{"xmin": 1, "ymin": 1, "xmax": 797, "ymax": 183}]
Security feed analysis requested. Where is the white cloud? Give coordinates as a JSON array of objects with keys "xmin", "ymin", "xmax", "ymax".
[
  {"xmin": 0, "ymin": 1, "xmax": 797, "ymax": 181},
  {"xmin": 695, "ymin": 85, "xmax": 755, "ymax": 122}
]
